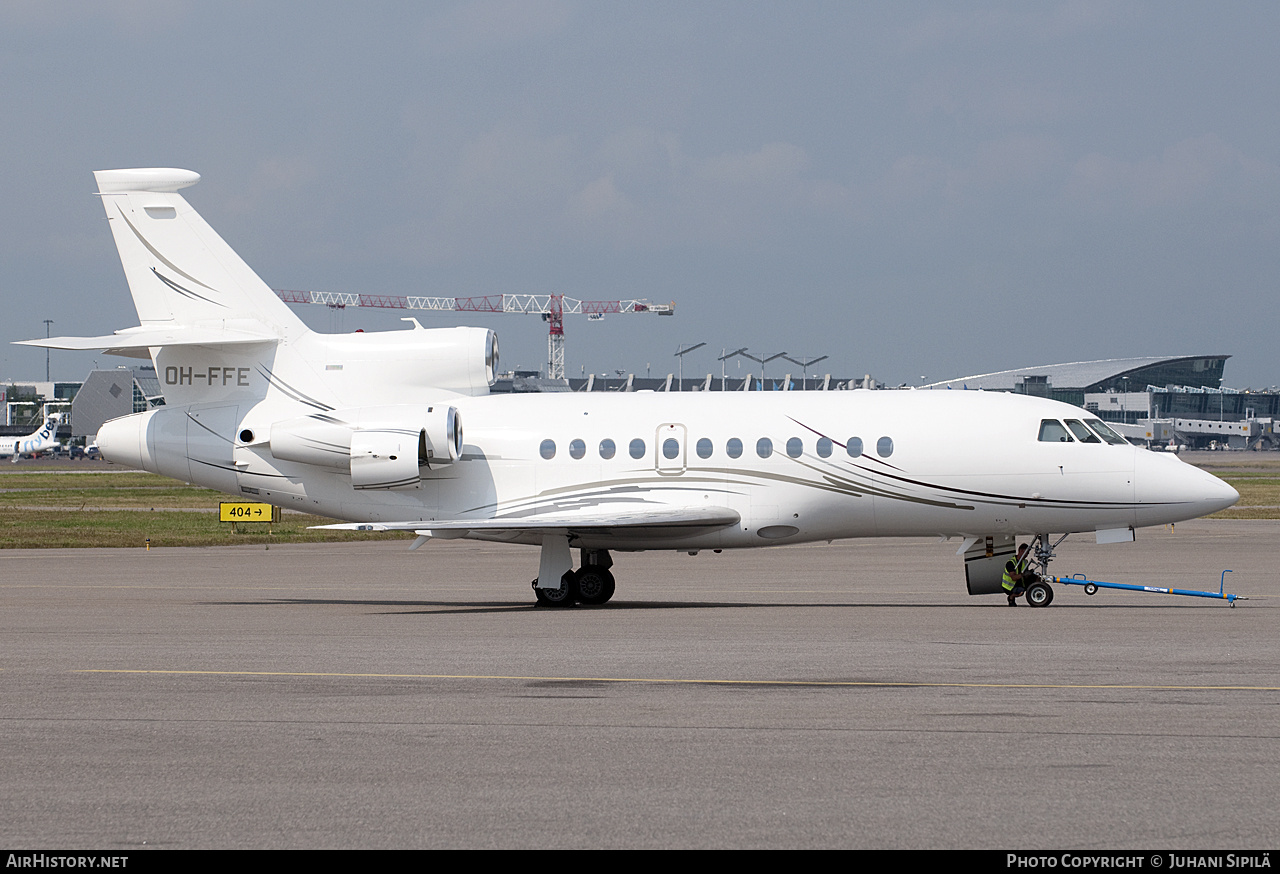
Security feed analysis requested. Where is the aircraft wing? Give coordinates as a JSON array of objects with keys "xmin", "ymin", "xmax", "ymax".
[
  {"xmin": 15, "ymin": 325, "xmax": 277, "ymax": 359},
  {"xmin": 314, "ymin": 506, "xmax": 741, "ymax": 539}
]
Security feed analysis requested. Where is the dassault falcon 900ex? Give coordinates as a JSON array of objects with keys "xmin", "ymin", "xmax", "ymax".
[{"xmin": 19, "ymin": 169, "xmax": 1239, "ymax": 607}]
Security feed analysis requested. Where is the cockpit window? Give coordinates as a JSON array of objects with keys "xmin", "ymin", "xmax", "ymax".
[
  {"xmin": 1038, "ymin": 420, "xmax": 1072, "ymax": 442},
  {"xmin": 1064, "ymin": 419, "xmax": 1101, "ymax": 443},
  {"xmin": 1085, "ymin": 419, "xmax": 1130, "ymax": 445}
]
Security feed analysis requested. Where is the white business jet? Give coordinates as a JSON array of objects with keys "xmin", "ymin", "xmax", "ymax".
[
  {"xmin": 2, "ymin": 413, "xmax": 63, "ymax": 460},
  {"xmin": 18, "ymin": 169, "xmax": 1239, "ymax": 607}
]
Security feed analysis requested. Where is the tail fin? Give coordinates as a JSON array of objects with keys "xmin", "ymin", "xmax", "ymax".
[{"xmin": 94, "ymin": 169, "xmax": 305, "ymax": 338}]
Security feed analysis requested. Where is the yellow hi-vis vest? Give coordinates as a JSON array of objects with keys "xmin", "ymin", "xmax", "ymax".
[{"xmin": 1002, "ymin": 554, "xmax": 1028, "ymax": 592}]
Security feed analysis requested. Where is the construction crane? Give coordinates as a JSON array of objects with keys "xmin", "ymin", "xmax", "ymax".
[{"xmin": 274, "ymin": 290, "xmax": 674, "ymax": 380}]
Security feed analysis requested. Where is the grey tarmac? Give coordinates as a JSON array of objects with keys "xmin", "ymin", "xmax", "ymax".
[{"xmin": 1, "ymin": 519, "xmax": 1277, "ymax": 849}]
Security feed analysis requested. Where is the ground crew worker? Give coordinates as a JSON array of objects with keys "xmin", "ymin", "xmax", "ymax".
[{"xmin": 1002, "ymin": 543, "xmax": 1034, "ymax": 606}]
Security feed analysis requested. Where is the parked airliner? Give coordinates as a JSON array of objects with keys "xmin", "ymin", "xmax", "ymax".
[
  {"xmin": 18, "ymin": 169, "xmax": 1239, "ymax": 606},
  {"xmin": 2, "ymin": 413, "xmax": 63, "ymax": 461}
]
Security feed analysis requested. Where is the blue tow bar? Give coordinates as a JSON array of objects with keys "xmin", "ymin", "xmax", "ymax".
[{"xmin": 1053, "ymin": 569, "xmax": 1243, "ymax": 606}]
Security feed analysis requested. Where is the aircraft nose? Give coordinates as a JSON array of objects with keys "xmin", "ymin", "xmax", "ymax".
[{"xmin": 1134, "ymin": 449, "xmax": 1239, "ymax": 523}]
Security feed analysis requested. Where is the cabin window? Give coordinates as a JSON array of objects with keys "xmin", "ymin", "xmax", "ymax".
[
  {"xmin": 662, "ymin": 438, "xmax": 680, "ymax": 460},
  {"xmin": 847, "ymin": 437, "xmax": 863, "ymax": 458},
  {"xmin": 757, "ymin": 437, "xmax": 773, "ymax": 458},
  {"xmin": 786, "ymin": 437, "xmax": 803, "ymax": 458},
  {"xmin": 569, "ymin": 438, "xmax": 586, "ymax": 459},
  {"xmin": 816, "ymin": 436, "xmax": 832, "ymax": 458},
  {"xmin": 726, "ymin": 437, "xmax": 743, "ymax": 459},
  {"xmin": 599, "ymin": 438, "xmax": 616, "ymax": 459},
  {"xmin": 696, "ymin": 437, "xmax": 713, "ymax": 459},
  {"xmin": 629, "ymin": 438, "xmax": 646, "ymax": 459},
  {"xmin": 877, "ymin": 436, "xmax": 894, "ymax": 458},
  {"xmin": 1085, "ymin": 419, "xmax": 1129, "ymax": 445},
  {"xmin": 1064, "ymin": 420, "xmax": 1100, "ymax": 443},
  {"xmin": 1038, "ymin": 420, "xmax": 1072, "ymax": 442},
  {"xmin": 539, "ymin": 439, "xmax": 556, "ymax": 459}
]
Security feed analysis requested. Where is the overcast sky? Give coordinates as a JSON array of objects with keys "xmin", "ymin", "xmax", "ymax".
[{"xmin": 3, "ymin": 1, "xmax": 1278, "ymax": 389}]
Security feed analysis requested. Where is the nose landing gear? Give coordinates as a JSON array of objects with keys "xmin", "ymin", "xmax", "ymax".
[{"xmin": 1020, "ymin": 533, "xmax": 1068, "ymax": 607}]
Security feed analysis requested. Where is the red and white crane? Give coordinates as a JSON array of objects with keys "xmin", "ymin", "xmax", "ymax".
[{"xmin": 275, "ymin": 290, "xmax": 674, "ymax": 380}]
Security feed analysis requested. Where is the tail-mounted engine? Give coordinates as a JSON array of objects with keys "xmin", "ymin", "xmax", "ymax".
[
  {"xmin": 268, "ymin": 405, "xmax": 462, "ymax": 490},
  {"xmin": 300, "ymin": 325, "xmax": 498, "ymax": 400}
]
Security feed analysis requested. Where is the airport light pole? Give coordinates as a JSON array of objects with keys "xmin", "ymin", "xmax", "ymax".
[
  {"xmin": 718, "ymin": 347, "xmax": 747, "ymax": 391},
  {"xmin": 673, "ymin": 343, "xmax": 706, "ymax": 391},
  {"xmin": 741, "ymin": 350, "xmax": 787, "ymax": 390},
  {"xmin": 43, "ymin": 320, "xmax": 53, "ymax": 382},
  {"xmin": 784, "ymin": 355, "xmax": 828, "ymax": 390}
]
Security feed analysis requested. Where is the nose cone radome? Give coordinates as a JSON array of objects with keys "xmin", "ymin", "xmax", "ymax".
[{"xmin": 1134, "ymin": 450, "xmax": 1239, "ymax": 524}]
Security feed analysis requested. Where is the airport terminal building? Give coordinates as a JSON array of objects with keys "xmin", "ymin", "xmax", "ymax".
[{"xmin": 924, "ymin": 355, "xmax": 1280, "ymax": 449}]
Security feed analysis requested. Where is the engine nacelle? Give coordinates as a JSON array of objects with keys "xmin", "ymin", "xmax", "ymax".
[
  {"xmin": 349, "ymin": 428, "xmax": 425, "ymax": 490},
  {"xmin": 296, "ymin": 325, "xmax": 498, "ymax": 402},
  {"xmin": 268, "ymin": 404, "xmax": 463, "ymax": 489}
]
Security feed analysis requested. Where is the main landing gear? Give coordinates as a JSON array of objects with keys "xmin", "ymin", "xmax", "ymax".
[{"xmin": 532, "ymin": 548, "xmax": 616, "ymax": 608}]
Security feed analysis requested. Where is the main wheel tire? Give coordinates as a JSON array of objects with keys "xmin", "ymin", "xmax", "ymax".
[
  {"xmin": 575, "ymin": 566, "xmax": 616, "ymax": 606},
  {"xmin": 532, "ymin": 573, "xmax": 577, "ymax": 608},
  {"xmin": 1026, "ymin": 581, "xmax": 1054, "ymax": 607}
]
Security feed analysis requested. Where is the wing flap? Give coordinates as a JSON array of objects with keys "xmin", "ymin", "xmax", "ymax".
[{"xmin": 314, "ymin": 506, "xmax": 741, "ymax": 536}]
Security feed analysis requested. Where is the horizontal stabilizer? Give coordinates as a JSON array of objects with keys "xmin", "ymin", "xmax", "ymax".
[
  {"xmin": 314, "ymin": 506, "xmax": 741, "ymax": 536},
  {"xmin": 95, "ymin": 168, "xmax": 201, "ymax": 193},
  {"xmin": 15, "ymin": 325, "xmax": 278, "ymax": 358}
]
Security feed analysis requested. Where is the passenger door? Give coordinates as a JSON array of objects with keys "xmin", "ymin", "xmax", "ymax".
[{"xmin": 655, "ymin": 423, "xmax": 687, "ymax": 476}]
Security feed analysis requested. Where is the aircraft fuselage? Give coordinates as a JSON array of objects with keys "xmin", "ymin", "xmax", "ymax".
[{"xmin": 99, "ymin": 388, "xmax": 1237, "ymax": 551}]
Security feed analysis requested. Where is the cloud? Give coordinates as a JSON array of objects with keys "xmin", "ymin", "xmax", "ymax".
[
  {"xmin": 408, "ymin": 125, "xmax": 850, "ymax": 257},
  {"xmin": 899, "ymin": 1, "xmax": 1129, "ymax": 52},
  {"xmin": 1065, "ymin": 134, "xmax": 1280, "ymax": 214},
  {"xmin": 967, "ymin": 135, "xmax": 1065, "ymax": 188},
  {"xmin": 697, "ymin": 142, "xmax": 809, "ymax": 187},
  {"xmin": 907, "ymin": 77, "xmax": 1082, "ymax": 127},
  {"xmin": 0, "ymin": 0, "xmax": 190, "ymax": 35},
  {"xmin": 216, "ymin": 154, "xmax": 324, "ymax": 221},
  {"xmin": 899, "ymin": 7, "xmax": 1013, "ymax": 52},
  {"xmin": 877, "ymin": 154, "xmax": 951, "ymax": 206},
  {"xmin": 570, "ymin": 174, "xmax": 631, "ymax": 219},
  {"xmin": 418, "ymin": 0, "xmax": 573, "ymax": 55},
  {"xmin": 875, "ymin": 135, "xmax": 1064, "ymax": 210}
]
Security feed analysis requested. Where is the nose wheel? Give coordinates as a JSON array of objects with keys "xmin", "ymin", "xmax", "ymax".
[{"xmin": 1025, "ymin": 580, "xmax": 1054, "ymax": 607}]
